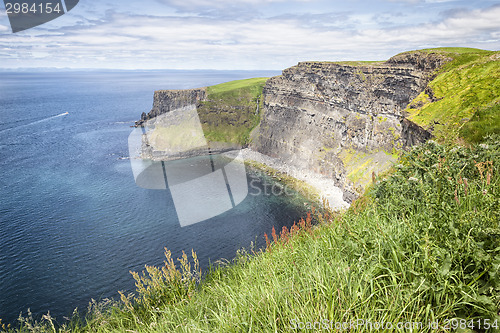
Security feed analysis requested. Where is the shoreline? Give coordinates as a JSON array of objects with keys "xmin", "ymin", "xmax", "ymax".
[{"xmin": 241, "ymin": 148, "xmax": 350, "ymax": 211}]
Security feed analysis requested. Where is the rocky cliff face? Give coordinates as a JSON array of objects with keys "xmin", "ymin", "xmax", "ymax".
[
  {"xmin": 135, "ymin": 84, "xmax": 262, "ymax": 146},
  {"xmin": 135, "ymin": 88, "xmax": 207, "ymax": 126},
  {"xmin": 250, "ymin": 52, "xmax": 450, "ymax": 201},
  {"xmin": 136, "ymin": 52, "xmax": 450, "ymax": 202}
]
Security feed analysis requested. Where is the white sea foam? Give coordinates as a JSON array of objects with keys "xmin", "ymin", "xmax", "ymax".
[
  {"xmin": 0, "ymin": 112, "xmax": 68, "ymax": 134},
  {"xmin": 241, "ymin": 148, "xmax": 350, "ymax": 211}
]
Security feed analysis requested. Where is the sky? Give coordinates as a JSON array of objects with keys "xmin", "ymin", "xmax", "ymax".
[{"xmin": 0, "ymin": 0, "xmax": 499, "ymax": 70}]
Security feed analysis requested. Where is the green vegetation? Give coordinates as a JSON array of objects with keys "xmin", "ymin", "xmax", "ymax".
[
  {"xmin": 308, "ymin": 60, "xmax": 384, "ymax": 67},
  {"xmin": 412, "ymin": 47, "xmax": 490, "ymax": 55},
  {"xmin": 461, "ymin": 102, "xmax": 500, "ymax": 144},
  {"xmin": 340, "ymin": 149, "xmax": 399, "ymax": 191},
  {"xmin": 405, "ymin": 48, "xmax": 499, "ymax": 144},
  {"xmin": 2, "ymin": 48, "xmax": 499, "ymax": 332},
  {"xmin": 207, "ymin": 77, "xmax": 268, "ymax": 95},
  {"xmin": 198, "ymin": 78, "xmax": 268, "ymax": 145},
  {"xmin": 5, "ymin": 136, "xmax": 498, "ymax": 333}
]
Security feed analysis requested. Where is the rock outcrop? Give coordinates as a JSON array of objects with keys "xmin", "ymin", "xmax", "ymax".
[
  {"xmin": 250, "ymin": 52, "xmax": 450, "ymax": 201},
  {"xmin": 137, "ymin": 51, "xmax": 451, "ymax": 203},
  {"xmin": 135, "ymin": 88, "xmax": 207, "ymax": 126}
]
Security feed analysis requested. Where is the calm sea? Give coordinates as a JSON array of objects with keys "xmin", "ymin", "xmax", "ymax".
[{"xmin": 0, "ymin": 70, "xmax": 311, "ymax": 325}]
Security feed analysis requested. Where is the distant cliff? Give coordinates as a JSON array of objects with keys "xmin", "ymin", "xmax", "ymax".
[
  {"xmin": 136, "ymin": 88, "xmax": 207, "ymax": 126},
  {"xmin": 135, "ymin": 78, "xmax": 266, "ymax": 160},
  {"xmin": 137, "ymin": 51, "xmax": 455, "ymax": 201}
]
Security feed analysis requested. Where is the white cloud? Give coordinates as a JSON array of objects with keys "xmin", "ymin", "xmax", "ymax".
[
  {"xmin": 425, "ymin": 0, "xmax": 456, "ymax": 3},
  {"xmin": 349, "ymin": 6, "xmax": 500, "ymax": 49},
  {"xmin": 0, "ymin": 3, "xmax": 498, "ymax": 69},
  {"xmin": 386, "ymin": 0, "xmax": 457, "ymax": 3},
  {"xmin": 158, "ymin": 0, "xmax": 311, "ymax": 8}
]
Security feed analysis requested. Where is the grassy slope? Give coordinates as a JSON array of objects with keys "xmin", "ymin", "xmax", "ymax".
[
  {"xmin": 3, "ymin": 49, "xmax": 499, "ymax": 332},
  {"xmin": 405, "ymin": 48, "xmax": 500, "ymax": 144},
  {"xmin": 12, "ymin": 137, "xmax": 497, "ymax": 333},
  {"xmin": 198, "ymin": 77, "xmax": 268, "ymax": 145}
]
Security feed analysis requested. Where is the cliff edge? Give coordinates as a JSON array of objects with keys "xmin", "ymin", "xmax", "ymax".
[
  {"xmin": 250, "ymin": 51, "xmax": 450, "ymax": 201},
  {"xmin": 136, "ymin": 48, "xmax": 499, "ymax": 205}
]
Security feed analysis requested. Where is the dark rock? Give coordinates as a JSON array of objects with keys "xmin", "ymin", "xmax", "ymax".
[
  {"xmin": 135, "ymin": 88, "xmax": 207, "ymax": 127},
  {"xmin": 250, "ymin": 53, "xmax": 451, "ymax": 200},
  {"xmin": 137, "ymin": 52, "xmax": 451, "ymax": 202},
  {"xmin": 401, "ymin": 118, "xmax": 432, "ymax": 147}
]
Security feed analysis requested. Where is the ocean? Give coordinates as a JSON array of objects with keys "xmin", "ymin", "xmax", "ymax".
[{"xmin": 0, "ymin": 70, "xmax": 311, "ymax": 325}]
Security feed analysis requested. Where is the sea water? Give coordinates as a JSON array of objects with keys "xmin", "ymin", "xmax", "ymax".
[{"xmin": 0, "ymin": 70, "xmax": 312, "ymax": 325}]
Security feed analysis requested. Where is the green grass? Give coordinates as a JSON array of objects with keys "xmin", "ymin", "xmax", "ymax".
[
  {"xmin": 301, "ymin": 60, "xmax": 384, "ymax": 67},
  {"xmin": 415, "ymin": 47, "xmax": 492, "ymax": 55},
  {"xmin": 196, "ymin": 78, "xmax": 268, "ymax": 145},
  {"xmin": 404, "ymin": 48, "xmax": 500, "ymax": 144},
  {"xmin": 207, "ymin": 77, "xmax": 269, "ymax": 95},
  {"xmin": 461, "ymin": 102, "xmax": 500, "ymax": 143},
  {"xmin": 7, "ymin": 136, "xmax": 499, "ymax": 333},
  {"xmin": 3, "ymin": 50, "xmax": 499, "ymax": 333},
  {"xmin": 339, "ymin": 149, "xmax": 399, "ymax": 191}
]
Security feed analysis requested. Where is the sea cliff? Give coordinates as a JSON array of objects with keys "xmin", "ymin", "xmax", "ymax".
[
  {"xmin": 250, "ymin": 52, "xmax": 450, "ymax": 201},
  {"xmin": 136, "ymin": 51, "xmax": 454, "ymax": 204},
  {"xmin": 136, "ymin": 88, "xmax": 207, "ymax": 126}
]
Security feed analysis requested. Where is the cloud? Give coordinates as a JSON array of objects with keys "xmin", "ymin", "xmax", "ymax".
[
  {"xmin": 0, "ymin": 3, "xmax": 498, "ymax": 69},
  {"xmin": 439, "ymin": 4, "xmax": 500, "ymax": 31},
  {"xmin": 155, "ymin": 0, "xmax": 314, "ymax": 19},
  {"xmin": 386, "ymin": 0, "xmax": 457, "ymax": 3},
  {"xmin": 157, "ymin": 0, "xmax": 309, "ymax": 9},
  {"xmin": 355, "ymin": 4, "xmax": 500, "ymax": 46},
  {"xmin": 270, "ymin": 12, "xmax": 353, "ymax": 30}
]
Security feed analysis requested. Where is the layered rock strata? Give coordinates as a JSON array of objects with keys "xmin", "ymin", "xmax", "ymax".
[
  {"xmin": 250, "ymin": 52, "xmax": 449, "ymax": 201},
  {"xmin": 137, "ymin": 52, "xmax": 450, "ymax": 203}
]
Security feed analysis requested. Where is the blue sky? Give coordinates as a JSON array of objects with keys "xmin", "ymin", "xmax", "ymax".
[{"xmin": 0, "ymin": 0, "xmax": 499, "ymax": 69}]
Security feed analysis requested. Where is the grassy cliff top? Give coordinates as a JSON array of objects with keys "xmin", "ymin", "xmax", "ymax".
[
  {"xmin": 404, "ymin": 48, "xmax": 499, "ymax": 143},
  {"xmin": 403, "ymin": 47, "xmax": 493, "ymax": 55},
  {"xmin": 207, "ymin": 77, "xmax": 268, "ymax": 95},
  {"xmin": 304, "ymin": 47, "xmax": 494, "ymax": 67}
]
